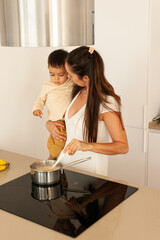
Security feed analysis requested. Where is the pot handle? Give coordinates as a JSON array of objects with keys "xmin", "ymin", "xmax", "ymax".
[{"xmin": 61, "ymin": 156, "xmax": 91, "ymax": 170}]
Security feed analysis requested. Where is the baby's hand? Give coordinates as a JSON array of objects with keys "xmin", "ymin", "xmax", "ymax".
[{"xmin": 33, "ymin": 110, "xmax": 43, "ymax": 118}]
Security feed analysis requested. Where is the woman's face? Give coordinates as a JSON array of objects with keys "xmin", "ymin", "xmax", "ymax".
[{"xmin": 65, "ymin": 63, "xmax": 86, "ymax": 87}]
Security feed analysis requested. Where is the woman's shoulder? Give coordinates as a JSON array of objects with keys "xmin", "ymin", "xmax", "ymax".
[{"xmin": 99, "ymin": 95, "xmax": 120, "ymax": 113}]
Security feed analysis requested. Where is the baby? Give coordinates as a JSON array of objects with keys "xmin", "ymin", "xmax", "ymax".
[{"xmin": 32, "ymin": 49, "xmax": 74, "ymax": 159}]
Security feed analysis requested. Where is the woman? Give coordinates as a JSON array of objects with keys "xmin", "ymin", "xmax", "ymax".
[{"xmin": 46, "ymin": 46, "xmax": 129, "ymax": 175}]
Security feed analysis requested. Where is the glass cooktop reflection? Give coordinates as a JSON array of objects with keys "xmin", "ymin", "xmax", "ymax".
[{"xmin": 0, "ymin": 170, "xmax": 138, "ymax": 238}]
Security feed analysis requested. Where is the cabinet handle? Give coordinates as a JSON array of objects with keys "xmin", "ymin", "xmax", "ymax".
[
  {"xmin": 143, "ymin": 129, "xmax": 147, "ymax": 153},
  {"xmin": 143, "ymin": 105, "xmax": 148, "ymax": 153},
  {"xmin": 143, "ymin": 104, "xmax": 147, "ymax": 129}
]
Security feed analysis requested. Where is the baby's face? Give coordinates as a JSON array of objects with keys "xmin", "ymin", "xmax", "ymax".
[{"xmin": 48, "ymin": 66, "xmax": 68, "ymax": 85}]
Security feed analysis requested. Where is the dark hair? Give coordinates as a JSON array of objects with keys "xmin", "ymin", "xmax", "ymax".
[
  {"xmin": 66, "ymin": 46, "xmax": 122, "ymax": 142},
  {"xmin": 48, "ymin": 49, "xmax": 68, "ymax": 68}
]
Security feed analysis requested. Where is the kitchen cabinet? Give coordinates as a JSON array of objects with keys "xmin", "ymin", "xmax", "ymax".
[
  {"xmin": 148, "ymin": 0, "xmax": 160, "ymax": 122},
  {"xmin": 95, "ymin": 0, "xmax": 149, "ymax": 129},
  {"xmin": 107, "ymin": 127, "xmax": 146, "ymax": 185},
  {"xmin": 95, "ymin": 0, "xmax": 160, "ymax": 186},
  {"xmin": 95, "ymin": 0, "xmax": 149, "ymax": 184},
  {"xmin": 148, "ymin": 131, "xmax": 160, "ymax": 190}
]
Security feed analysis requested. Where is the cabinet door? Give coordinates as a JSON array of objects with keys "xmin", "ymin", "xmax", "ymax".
[
  {"xmin": 95, "ymin": 0, "xmax": 149, "ymax": 128},
  {"xmin": 148, "ymin": 0, "xmax": 160, "ymax": 122},
  {"xmin": 148, "ymin": 132, "xmax": 160, "ymax": 190},
  {"xmin": 107, "ymin": 127, "xmax": 146, "ymax": 185}
]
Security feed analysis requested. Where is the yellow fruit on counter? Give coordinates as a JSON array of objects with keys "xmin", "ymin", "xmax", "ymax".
[
  {"xmin": 0, "ymin": 159, "xmax": 10, "ymax": 171},
  {"xmin": 0, "ymin": 159, "xmax": 9, "ymax": 165}
]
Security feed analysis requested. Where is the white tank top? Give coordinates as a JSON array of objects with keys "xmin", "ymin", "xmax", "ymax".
[{"xmin": 61, "ymin": 92, "xmax": 119, "ymax": 176}]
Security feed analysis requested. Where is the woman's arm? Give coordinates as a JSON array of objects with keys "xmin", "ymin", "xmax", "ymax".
[
  {"xmin": 46, "ymin": 120, "xmax": 66, "ymax": 142},
  {"xmin": 63, "ymin": 112, "xmax": 129, "ymax": 155}
]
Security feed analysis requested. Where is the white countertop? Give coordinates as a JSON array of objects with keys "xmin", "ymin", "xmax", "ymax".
[{"xmin": 1, "ymin": 149, "xmax": 160, "ymax": 240}]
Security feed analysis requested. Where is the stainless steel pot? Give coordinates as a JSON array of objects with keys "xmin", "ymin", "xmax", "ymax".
[{"xmin": 30, "ymin": 157, "xmax": 91, "ymax": 185}]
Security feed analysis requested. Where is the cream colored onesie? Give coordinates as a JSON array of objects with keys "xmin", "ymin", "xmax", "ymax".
[
  {"xmin": 32, "ymin": 79, "xmax": 74, "ymax": 121},
  {"xmin": 32, "ymin": 79, "xmax": 74, "ymax": 158}
]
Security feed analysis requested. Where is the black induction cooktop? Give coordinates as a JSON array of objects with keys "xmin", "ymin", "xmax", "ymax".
[{"xmin": 0, "ymin": 170, "xmax": 138, "ymax": 238}]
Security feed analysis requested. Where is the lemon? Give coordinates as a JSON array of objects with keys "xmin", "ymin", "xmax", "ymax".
[{"xmin": 0, "ymin": 159, "xmax": 10, "ymax": 171}]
